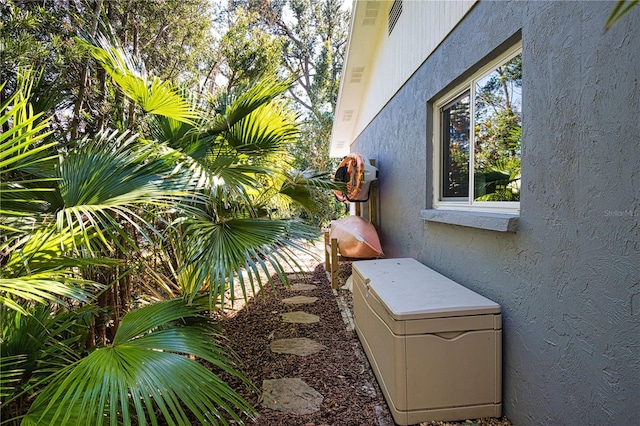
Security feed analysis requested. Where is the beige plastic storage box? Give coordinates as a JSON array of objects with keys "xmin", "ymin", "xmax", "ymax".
[{"xmin": 352, "ymin": 258, "xmax": 502, "ymax": 425}]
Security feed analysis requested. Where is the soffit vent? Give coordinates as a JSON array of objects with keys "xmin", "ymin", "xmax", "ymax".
[
  {"xmin": 343, "ymin": 110, "xmax": 354, "ymax": 121},
  {"xmin": 350, "ymin": 67, "xmax": 365, "ymax": 83},
  {"xmin": 336, "ymin": 141, "xmax": 346, "ymax": 149},
  {"xmin": 363, "ymin": 2, "xmax": 380, "ymax": 26},
  {"xmin": 388, "ymin": 0, "xmax": 402, "ymax": 35}
]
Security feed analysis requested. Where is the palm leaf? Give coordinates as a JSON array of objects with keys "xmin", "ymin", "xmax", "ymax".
[
  {"xmin": 271, "ymin": 169, "xmax": 342, "ymax": 214},
  {"xmin": 0, "ymin": 354, "xmax": 29, "ymax": 406},
  {"xmin": 226, "ymin": 100, "xmax": 298, "ymax": 156},
  {"xmin": 76, "ymin": 35, "xmax": 200, "ymax": 124},
  {"xmin": 0, "ymin": 80, "xmax": 57, "ymax": 192},
  {"xmin": 0, "ymin": 278, "xmax": 92, "ymax": 315},
  {"xmin": 1, "ymin": 305, "xmax": 92, "ymax": 407},
  {"xmin": 0, "ymin": 108, "xmax": 55, "ymax": 172},
  {"xmin": 54, "ymin": 129, "xmax": 200, "ymax": 253},
  {"xmin": 23, "ymin": 298, "xmax": 256, "ymax": 426},
  {"xmin": 179, "ymin": 215, "xmax": 318, "ymax": 302},
  {"xmin": 207, "ymin": 76, "xmax": 293, "ymax": 134},
  {"xmin": 605, "ymin": 0, "xmax": 638, "ymax": 29}
]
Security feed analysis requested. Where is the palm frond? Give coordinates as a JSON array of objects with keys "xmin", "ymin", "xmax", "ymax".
[
  {"xmin": 207, "ymin": 76, "xmax": 293, "ymax": 134},
  {"xmin": 76, "ymin": 35, "xmax": 200, "ymax": 124},
  {"xmin": 276, "ymin": 169, "xmax": 341, "ymax": 213},
  {"xmin": 605, "ymin": 0, "xmax": 638, "ymax": 29},
  {"xmin": 178, "ymin": 215, "xmax": 318, "ymax": 302},
  {"xmin": 54, "ymin": 129, "xmax": 200, "ymax": 253},
  {"xmin": 0, "ymin": 355, "xmax": 28, "ymax": 402},
  {"xmin": 23, "ymin": 298, "xmax": 256, "ymax": 426},
  {"xmin": 0, "ymin": 108, "xmax": 55, "ymax": 173},
  {"xmin": 0, "ymin": 79, "xmax": 57, "ymax": 176},
  {"xmin": 1, "ymin": 219, "xmax": 119, "ymax": 275},
  {"xmin": 1, "ymin": 304, "xmax": 93, "ymax": 407},
  {"xmin": 149, "ymin": 114, "xmax": 197, "ymax": 146},
  {"xmin": 226, "ymin": 100, "xmax": 298, "ymax": 157},
  {"xmin": 0, "ymin": 278, "xmax": 92, "ymax": 315}
]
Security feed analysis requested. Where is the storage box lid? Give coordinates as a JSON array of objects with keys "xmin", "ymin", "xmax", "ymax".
[{"xmin": 353, "ymin": 258, "xmax": 500, "ymax": 321}]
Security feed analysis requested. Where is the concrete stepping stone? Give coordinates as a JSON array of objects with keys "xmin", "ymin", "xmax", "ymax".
[
  {"xmin": 261, "ymin": 378, "xmax": 324, "ymax": 415},
  {"xmin": 290, "ymin": 283, "xmax": 317, "ymax": 291},
  {"xmin": 270, "ymin": 338, "xmax": 326, "ymax": 356},
  {"xmin": 282, "ymin": 295, "xmax": 318, "ymax": 305},
  {"xmin": 281, "ymin": 311, "xmax": 320, "ymax": 323},
  {"xmin": 286, "ymin": 273, "xmax": 304, "ymax": 281}
]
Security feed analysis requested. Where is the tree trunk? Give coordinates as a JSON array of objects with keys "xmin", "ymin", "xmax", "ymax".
[
  {"xmin": 127, "ymin": 13, "xmax": 139, "ymax": 129},
  {"xmin": 70, "ymin": 0, "xmax": 103, "ymax": 139}
]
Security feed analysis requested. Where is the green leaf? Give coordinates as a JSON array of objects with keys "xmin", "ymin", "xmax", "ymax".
[
  {"xmin": 0, "ymin": 278, "xmax": 92, "ymax": 315},
  {"xmin": 179, "ymin": 214, "xmax": 318, "ymax": 301},
  {"xmin": 76, "ymin": 35, "xmax": 200, "ymax": 124},
  {"xmin": 605, "ymin": 0, "xmax": 639, "ymax": 29},
  {"xmin": 207, "ymin": 76, "xmax": 293, "ymax": 134},
  {"xmin": 23, "ymin": 299, "xmax": 256, "ymax": 426}
]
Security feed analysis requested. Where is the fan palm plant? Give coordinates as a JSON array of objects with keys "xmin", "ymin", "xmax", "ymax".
[
  {"xmin": 0, "ymin": 75, "xmax": 98, "ymax": 311},
  {"xmin": 78, "ymin": 34, "xmax": 331, "ymax": 305},
  {"xmin": 1, "ymin": 72, "xmax": 255, "ymax": 424},
  {"xmin": 20, "ymin": 298, "xmax": 255, "ymax": 426},
  {"xmin": 3, "ymin": 30, "xmax": 337, "ymax": 424}
]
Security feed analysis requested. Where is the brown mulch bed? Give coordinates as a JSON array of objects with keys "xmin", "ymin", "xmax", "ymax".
[
  {"xmin": 218, "ymin": 261, "xmax": 392, "ymax": 425},
  {"xmin": 217, "ymin": 255, "xmax": 512, "ymax": 426}
]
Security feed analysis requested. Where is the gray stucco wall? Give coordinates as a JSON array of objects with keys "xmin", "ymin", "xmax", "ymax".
[{"xmin": 350, "ymin": 1, "xmax": 639, "ymax": 424}]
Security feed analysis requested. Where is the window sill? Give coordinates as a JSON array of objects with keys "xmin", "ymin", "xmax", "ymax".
[{"xmin": 420, "ymin": 209, "xmax": 519, "ymax": 232}]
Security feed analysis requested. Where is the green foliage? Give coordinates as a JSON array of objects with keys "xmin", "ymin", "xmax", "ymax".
[
  {"xmin": 0, "ymin": 1, "xmax": 82, "ymax": 110},
  {"xmin": 1, "ymin": 3, "xmax": 347, "ymax": 422},
  {"xmin": 21, "ymin": 298, "xmax": 256, "ymax": 426},
  {"xmin": 474, "ymin": 158, "xmax": 521, "ymax": 202},
  {"xmin": 1, "ymin": 304, "xmax": 95, "ymax": 415},
  {"xmin": 0, "ymin": 78, "xmax": 99, "ymax": 315},
  {"xmin": 474, "ymin": 107, "xmax": 521, "ymax": 170},
  {"xmin": 0, "ymin": 52, "xmax": 319, "ymax": 425},
  {"xmin": 473, "ymin": 53, "xmax": 522, "ymax": 202},
  {"xmin": 605, "ymin": 0, "xmax": 639, "ymax": 29},
  {"xmin": 219, "ymin": 9, "xmax": 284, "ymax": 89},
  {"xmin": 225, "ymin": 0, "xmax": 351, "ymax": 225},
  {"xmin": 77, "ymin": 35, "xmax": 201, "ymax": 125}
]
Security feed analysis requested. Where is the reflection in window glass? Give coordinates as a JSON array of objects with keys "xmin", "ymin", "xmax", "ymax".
[
  {"xmin": 438, "ymin": 52, "xmax": 522, "ymax": 204},
  {"xmin": 442, "ymin": 93, "xmax": 470, "ymax": 198},
  {"xmin": 474, "ymin": 54, "xmax": 522, "ymax": 201}
]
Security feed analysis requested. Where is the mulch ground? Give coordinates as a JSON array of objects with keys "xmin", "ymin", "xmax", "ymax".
[
  {"xmin": 218, "ymin": 261, "xmax": 393, "ymax": 425},
  {"xmin": 216, "ymin": 255, "xmax": 512, "ymax": 426}
]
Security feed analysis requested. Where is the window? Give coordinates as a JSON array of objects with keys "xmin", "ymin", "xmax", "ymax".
[{"xmin": 433, "ymin": 44, "xmax": 522, "ymax": 213}]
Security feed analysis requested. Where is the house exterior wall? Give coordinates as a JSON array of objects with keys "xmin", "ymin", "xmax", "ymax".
[
  {"xmin": 332, "ymin": 0, "xmax": 476, "ymax": 157},
  {"xmin": 356, "ymin": 0, "xmax": 476, "ymax": 150},
  {"xmin": 348, "ymin": 1, "xmax": 640, "ymax": 424}
]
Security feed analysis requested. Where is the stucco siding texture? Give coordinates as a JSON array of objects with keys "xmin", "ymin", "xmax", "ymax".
[{"xmin": 349, "ymin": 1, "xmax": 639, "ymax": 424}]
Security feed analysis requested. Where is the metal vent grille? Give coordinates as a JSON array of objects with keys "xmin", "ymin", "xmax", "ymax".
[
  {"xmin": 350, "ymin": 67, "xmax": 365, "ymax": 83},
  {"xmin": 388, "ymin": 0, "xmax": 402, "ymax": 35},
  {"xmin": 363, "ymin": 1, "xmax": 380, "ymax": 26}
]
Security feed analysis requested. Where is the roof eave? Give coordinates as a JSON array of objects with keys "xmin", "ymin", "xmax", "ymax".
[{"xmin": 330, "ymin": 1, "xmax": 386, "ymax": 158}]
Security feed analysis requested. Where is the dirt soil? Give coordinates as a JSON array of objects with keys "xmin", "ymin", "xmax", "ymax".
[{"xmin": 217, "ymin": 251, "xmax": 512, "ymax": 426}]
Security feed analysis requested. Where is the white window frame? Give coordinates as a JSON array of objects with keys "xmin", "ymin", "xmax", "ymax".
[{"xmin": 432, "ymin": 42, "xmax": 522, "ymax": 214}]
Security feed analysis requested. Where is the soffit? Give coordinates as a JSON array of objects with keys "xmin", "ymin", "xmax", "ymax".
[
  {"xmin": 330, "ymin": 0, "xmax": 386, "ymax": 158},
  {"xmin": 330, "ymin": 0, "xmax": 477, "ymax": 158}
]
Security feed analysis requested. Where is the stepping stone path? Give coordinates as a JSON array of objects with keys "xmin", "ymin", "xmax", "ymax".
[
  {"xmin": 269, "ymin": 337, "xmax": 326, "ymax": 356},
  {"xmin": 289, "ymin": 283, "xmax": 317, "ymax": 291},
  {"xmin": 260, "ymin": 274, "xmax": 325, "ymax": 416},
  {"xmin": 282, "ymin": 295, "xmax": 318, "ymax": 305},
  {"xmin": 261, "ymin": 378, "xmax": 324, "ymax": 415},
  {"xmin": 281, "ymin": 311, "xmax": 320, "ymax": 323}
]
